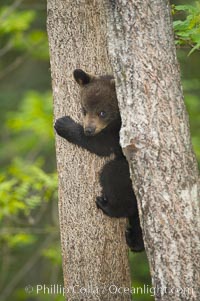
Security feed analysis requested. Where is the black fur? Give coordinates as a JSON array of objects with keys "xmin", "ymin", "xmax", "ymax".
[{"xmin": 54, "ymin": 69, "xmax": 144, "ymax": 252}]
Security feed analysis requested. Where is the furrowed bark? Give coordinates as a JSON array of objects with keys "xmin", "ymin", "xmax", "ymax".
[
  {"xmin": 104, "ymin": 1, "xmax": 200, "ymax": 300},
  {"xmin": 47, "ymin": 1, "xmax": 131, "ymax": 301}
]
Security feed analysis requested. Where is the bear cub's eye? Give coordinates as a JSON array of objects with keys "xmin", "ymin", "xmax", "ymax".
[{"xmin": 99, "ymin": 111, "xmax": 106, "ymax": 118}]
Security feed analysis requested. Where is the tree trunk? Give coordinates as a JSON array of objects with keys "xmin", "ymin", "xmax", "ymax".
[
  {"xmin": 104, "ymin": 1, "xmax": 200, "ymax": 300},
  {"xmin": 47, "ymin": 1, "xmax": 131, "ymax": 301}
]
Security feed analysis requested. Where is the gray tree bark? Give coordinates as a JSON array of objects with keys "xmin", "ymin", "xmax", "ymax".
[
  {"xmin": 104, "ymin": 1, "xmax": 200, "ymax": 301},
  {"xmin": 47, "ymin": 1, "xmax": 131, "ymax": 301}
]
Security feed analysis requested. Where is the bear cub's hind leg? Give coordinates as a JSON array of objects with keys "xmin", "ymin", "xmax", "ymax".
[
  {"xmin": 126, "ymin": 215, "xmax": 144, "ymax": 252},
  {"xmin": 96, "ymin": 158, "xmax": 144, "ymax": 252},
  {"xmin": 96, "ymin": 158, "xmax": 137, "ymax": 218}
]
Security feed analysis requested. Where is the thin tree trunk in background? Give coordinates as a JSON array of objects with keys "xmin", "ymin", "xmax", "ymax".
[
  {"xmin": 104, "ymin": 1, "xmax": 200, "ymax": 300},
  {"xmin": 47, "ymin": 1, "xmax": 131, "ymax": 301}
]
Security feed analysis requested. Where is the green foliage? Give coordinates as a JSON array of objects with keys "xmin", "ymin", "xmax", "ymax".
[
  {"xmin": 42, "ymin": 245, "xmax": 62, "ymax": 265},
  {"xmin": 16, "ymin": 288, "xmax": 65, "ymax": 301},
  {"xmin": 0, "ymin": 2, "xmax": 62, "ymax": 301},
  {"xmin": 0, "ymin": 91, "xmax": 57, "ymax": 245},
  {"xmin": 130, "ymin": 252, "xmax": 153, "ymax": 301},
  {"xmin": 7, "ymin": 91, "xmax": 54, "ymax": 139},
  {"xmin": 0, "ymin": 158, "xmax": 57, "ymax": 255},
  {"xmin": 2, "ymin": 233, "xmax": 36, "ymax": 249},
  {"xmin": 0, "ymin": 91, "xmax": 55, "ymax": 166},
  {"xmin": 0, "ymin": 5, "xmax": 49, "ymax": 62},
  {"xmin": 173, "ymin": 2, "xmax": 200, "ymax": 55},
  {"xmin": 0, "ymin": 158, "xmax": 57, "ymax": 220},
  {"xmin": 13, "ymin": 29, "xmax": 49, "ymax": 60},
  {"xmin": 0, "ymin": 8, "xmax": 35, "ymax": 33}
]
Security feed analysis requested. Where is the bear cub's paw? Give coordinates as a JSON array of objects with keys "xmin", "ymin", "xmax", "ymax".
[
  {"xmin": 54, "ymin": 116, "xmax": 76, "ymax": 139},
  {"xmin": 96, "ymin": 195, "xmax": 108, "ymax": 209},
  {"xmin": 125, "ymin": 227, "xmax": 145, "ymax": 252},
  {"xmin": 96, "ymin": 195, "xmax": 117, "ymax": 217}
]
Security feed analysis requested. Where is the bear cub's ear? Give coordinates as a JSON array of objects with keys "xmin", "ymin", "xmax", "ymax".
[{"xmin": 73, "ymin": 69, "xmax": 93, "ymax": 86}]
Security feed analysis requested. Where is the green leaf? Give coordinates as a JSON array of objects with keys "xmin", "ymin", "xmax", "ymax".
[
  {"xmin": 174, "ymin": 5, "xmax": 197, "ymax": 14},
  {"xmin": 188, "ymin": 43, "xmax": 200, "ymax": 55},
  {"xmin": 6, "ymin": 233, "xmax": 36, "ymax": 248},
  {"xmin": 0, "ymin": 8, "xmax": 35, "ymax": 34},
  {"xmin": 173, "ymin": 2, "xmax": 200, "ymax": 54},
  {"xmin": 6, "ymin": 91, "xmax": 54, "ymax": 139},
  {"xmin": 42, "ymin": 245, "xmax": 62, "ymax": 265},
  {"xmin": 0, "ymin": 159, "xmax": 57, "ymax": 221}
]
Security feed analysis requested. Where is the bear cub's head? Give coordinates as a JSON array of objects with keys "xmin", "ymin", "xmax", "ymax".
[{"xmin": 73, "ymin": 69, "xmax": 120, "ymax": 136}]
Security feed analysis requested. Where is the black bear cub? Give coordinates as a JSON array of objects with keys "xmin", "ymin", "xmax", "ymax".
[{"xmin": 54, "ymin": 69, "xmax": 144, "ymax": 252}]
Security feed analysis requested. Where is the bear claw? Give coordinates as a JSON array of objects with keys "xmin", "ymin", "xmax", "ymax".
[{"xmin": 96, "ymin": 196, "xmax": 108, "ymax": 210}]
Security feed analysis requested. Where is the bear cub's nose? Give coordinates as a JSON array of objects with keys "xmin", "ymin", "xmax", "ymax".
[{"xmin": 84, "ymin": 127, "xmax": 96, "ymax": 136}]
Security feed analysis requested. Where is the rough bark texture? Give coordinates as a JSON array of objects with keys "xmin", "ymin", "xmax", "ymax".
[
  {"xmin": 104, "ymin": 1, "xmax": 200, "ymax": 300},
  {"xmin": 47, "ymin": 1, "xmax": 131, "ymax": 301}
]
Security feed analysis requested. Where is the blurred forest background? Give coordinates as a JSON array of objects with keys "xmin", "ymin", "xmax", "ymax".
[{"xmin": 0, "ymin": 1, "xmax": 199, "ymax": 300}]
